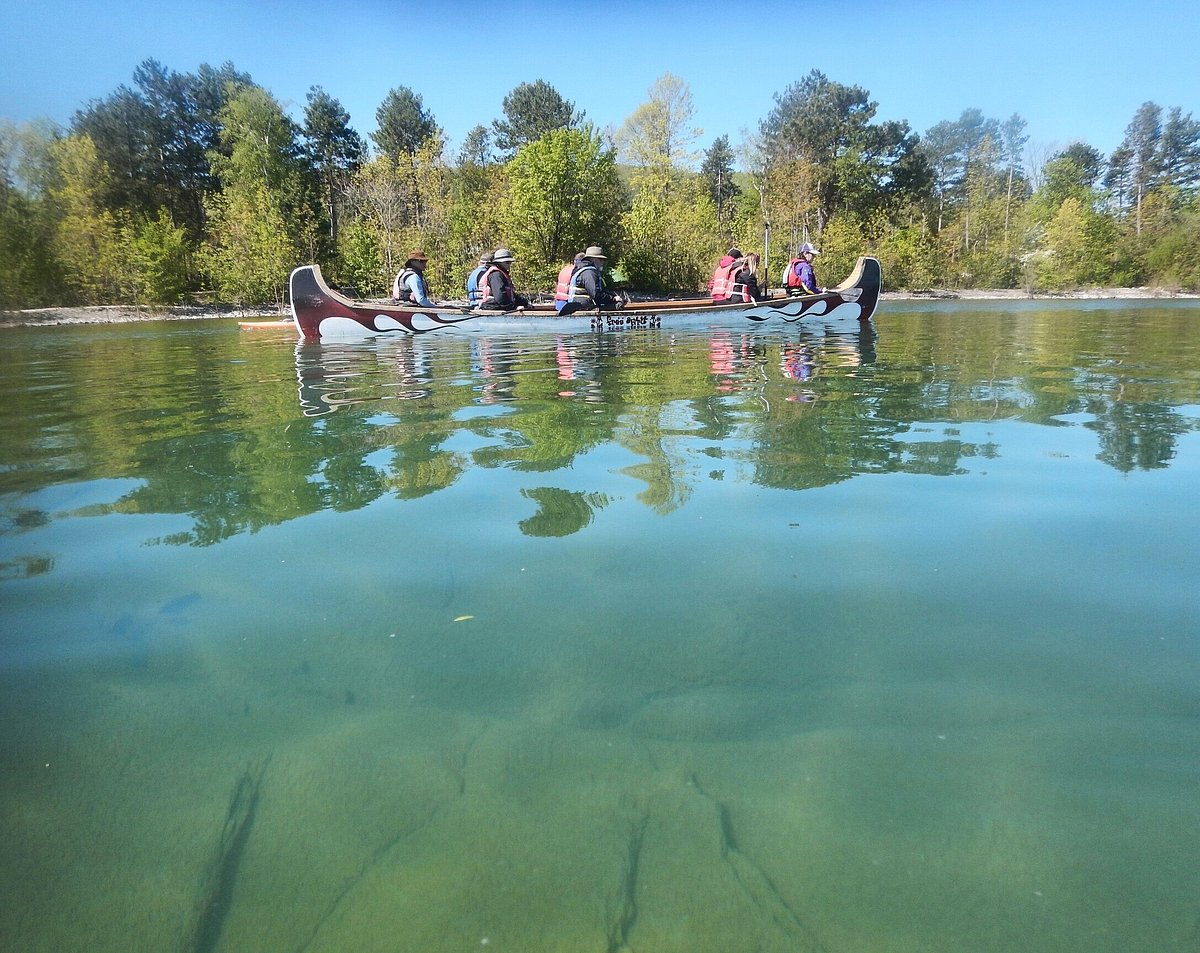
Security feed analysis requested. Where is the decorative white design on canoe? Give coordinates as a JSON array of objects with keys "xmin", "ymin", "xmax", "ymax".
[{"xmin": 317, "ymin": 315, "xmax": 405, "ymax": 339}]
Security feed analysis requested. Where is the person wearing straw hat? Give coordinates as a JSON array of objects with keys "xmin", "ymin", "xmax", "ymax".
[
  {"xmin": 392, "ymin": 250, "xmax": 437, "ymax": 307},
  {"xmin": 555, "ymin": 245, "xmax": 621, "ymax": 315},
  {"xmin": 477, "ymin": 247, "xmax": 530, "ymax": 312}
]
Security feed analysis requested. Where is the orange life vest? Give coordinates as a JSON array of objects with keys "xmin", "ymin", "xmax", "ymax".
[
  {"xmin": 554, "ymin": 262, "xmax": 579, "ymax": 303},
  {"xmin": 710, "ymin": 260, "xmax": 750, "ymax": 303}
]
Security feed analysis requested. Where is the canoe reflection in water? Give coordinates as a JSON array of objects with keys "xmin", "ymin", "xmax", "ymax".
[{"xmin": 295, "ymin": 323, "xmax": 876, "ymax": 418}]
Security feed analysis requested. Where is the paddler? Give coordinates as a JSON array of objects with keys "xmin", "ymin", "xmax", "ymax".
[
  {"xmin": 392, "ymin": 250, "xmax": 437, "ymax": 307},
  {"xmin": 554, "ymin": 245, "xmax": 622, "ymax": 315},
  {"xmin": 477, "ymin": 248, "xmax": 530, "ymax": 312},
  {"xmin": 783, "ymin": 242, "xmax": 822, "ymax": 296},
  {"xmin": 465, "ymin": 251, "xmax": 493, "ymax": 306}
]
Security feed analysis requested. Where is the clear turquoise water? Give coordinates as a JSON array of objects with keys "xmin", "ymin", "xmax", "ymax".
[{"xmin": 2, "ymin": 303, "xmax": 1199, "ymax": 953}]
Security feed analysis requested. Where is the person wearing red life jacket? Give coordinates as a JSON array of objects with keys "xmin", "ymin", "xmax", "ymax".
[
  {"xmin": 555, "ymin": 246, "xmax": 621, "ymax": 315},
  {"xmin": 477, "ymin": 247, "xmax": 530, "ymax": 312},
  {"xmin": 783, "ymin": 242, "xmax": 822, "ymax": 296}
]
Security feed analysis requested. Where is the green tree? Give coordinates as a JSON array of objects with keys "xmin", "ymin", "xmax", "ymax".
[
  {"xmin": 502, "ymin": 127, "xmax": 625, "ymax": 286},
  {"xmin": 1157, "ymin": 106, "xmax": 1200, "ymax": 197},
  {"xmin": 49, "ymin": 134, "xmax": 130, "ymax": 303},
  {"xmin": 616, "ymin": 72, "xmax": 701, "ymax": 174},
  {"xmin": 303, "ymin": 86, "xmax": 365, "ymax": 246},
  {"xmin": 0, "ymin": 120, "xmax": 61, "ymax": 307},
  {"xmin": 1117, "ymin": 102, "xmax": 1162, "ymax": 235},
  {"xmin": 72, "ymin": 58, "xmax": 253, "ymax": 238},
  {"xmin": 621, "ymin": 175, "xmax": 721, "ymax": 292},
  {"xmin": 492, "ymin": 80, "xmax": 582, "ymax": 157},
  {"xmin": 373, "ymin": 87, "xmax": 437, "ymax": 159},
  {"xmin": 701, "ymin": 135, "xmax": 739, "ymax": 224},
  {"xmin": 203, "ymin": 86, "xmax": 317, "ymax": 305},
  {"xmin": 458, "ymin": 125, "xmax": 493, "ymax": 166},
  {"xmin": 762, "ymin": 70, "xmax": 924, "ymax": 229},
  {"xmin": 1000, "ymin": 114, "xmax": 1029, "ymax": 247},
  {"xmin": 126, "ymin": 208, "xmax": 191, "ymax": 303}
]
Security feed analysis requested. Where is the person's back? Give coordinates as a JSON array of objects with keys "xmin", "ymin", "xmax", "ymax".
[
  {"xmin": 466, "ymin": 253, "xmax": 492, "ymax": 305},
  {"xmin": 554, "ymin": 255, "xmax": 584, "ymax": 313}
]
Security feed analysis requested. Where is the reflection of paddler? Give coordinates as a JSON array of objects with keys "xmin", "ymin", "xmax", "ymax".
[
  {"xmin": 556, "ymin": 338, "xmax": 576, "ymax": 381},
  {"xmin": 780, "ymin": 345, "xmax": 814, "ymax": 380},
  {"xmin": 709, "ymin": 334, "xmax": 735, "ymax": 375}
]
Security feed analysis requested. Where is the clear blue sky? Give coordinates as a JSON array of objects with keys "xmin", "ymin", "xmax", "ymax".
[{"xmin": 4, "ymin": 0, "xmax": 1198, "ymax": 165}]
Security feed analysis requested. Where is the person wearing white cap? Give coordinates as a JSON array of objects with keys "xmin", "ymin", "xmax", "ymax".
[
  {"xmin": 477, "ymin": 247, "xmax": 530, "ymax": 311},
  {"xmin": 783, "ymin": 242, "xmax": 822, "ymax": 296},
  {"xmin": 554, "ymin": 245, "xmax": 621, "ymax": 315}
]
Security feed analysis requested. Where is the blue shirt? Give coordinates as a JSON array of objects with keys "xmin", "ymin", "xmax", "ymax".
[{"xmin": 403, "ymin": 271, "xmax": 434, "ymax": 308}]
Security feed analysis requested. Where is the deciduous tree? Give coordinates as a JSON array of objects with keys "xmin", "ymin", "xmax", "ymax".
[{"xmin": 502, "ymin": 127, "xmax": 625, "ymax": 285}]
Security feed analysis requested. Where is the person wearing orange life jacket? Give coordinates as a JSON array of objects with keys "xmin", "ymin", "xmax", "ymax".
[
  {"xmin": 783, "ymin": 242, "xmax": 822, "ymax": 296},
  {"xmin": 709, "ymin": 248, "xmax": 763, "ymax": 303},
  {"xmin": 555, "ymin": 246, "xmax": 622, "ymax": 315},
  {"xmin": 554, "ymin": 253, "xmax": 585, "ymax": 313},
  {"xmin": 476, "ymin": 247, "xmax": 530, "ymax": 312}
]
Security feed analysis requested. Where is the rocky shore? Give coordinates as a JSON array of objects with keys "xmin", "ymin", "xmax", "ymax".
[{"xmin": 2, "ymin": 287, "xmax": 1197, "ymax": 328}]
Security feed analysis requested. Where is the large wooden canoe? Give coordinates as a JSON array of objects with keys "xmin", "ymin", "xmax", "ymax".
[{"xmin": 289, "ymin": 257, "xmax": 881, "ymax": 341}]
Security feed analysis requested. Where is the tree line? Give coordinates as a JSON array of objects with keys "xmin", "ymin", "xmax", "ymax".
[{"xmin": 2, "ymin": 60, "xmax": 1198, "ymax": 310}]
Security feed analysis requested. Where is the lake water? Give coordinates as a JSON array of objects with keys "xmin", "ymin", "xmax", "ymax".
[{"xmin": 2, "ymin": 301, "xmax": 1199, "ymax": 953}]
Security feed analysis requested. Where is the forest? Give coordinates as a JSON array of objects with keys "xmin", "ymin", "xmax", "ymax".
[{"xmin": 1, "ymin": 60, "xmax": 1198, "ymax": 309}]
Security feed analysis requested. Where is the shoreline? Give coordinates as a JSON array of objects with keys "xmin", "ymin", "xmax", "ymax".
[{"xmin": 3, "ymin": 287, "xmax": 1198, "ymax": 328}]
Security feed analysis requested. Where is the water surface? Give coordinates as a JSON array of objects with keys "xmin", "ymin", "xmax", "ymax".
[{"xmin": 2, "ymin": 302, "xmax": 1199, "ymax": 953}]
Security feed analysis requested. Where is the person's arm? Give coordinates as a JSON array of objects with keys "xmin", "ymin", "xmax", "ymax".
[
  {"xmin": 799, "ymin": 264, "xmax": 818, "ymax": 294},
  {"xmin": 486, "ymin": 270, "xmax": 509, "ymax": 309},
  {"xmin": 405, "ymin": 273, "xmax": 435, "ymax": 307}
]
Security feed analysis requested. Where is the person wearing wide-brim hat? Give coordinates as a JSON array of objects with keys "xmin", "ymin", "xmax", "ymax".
[
  {"xmin": 478, "ymin": 247, "xmax": 530, "ymax": 312},
  {"xmin": 392, "ymin": 250, "xmax": 438, "ymax": 307},
  {"xmin": 556, "ymin": 244, "xmax": 622, "ymax": 315}
]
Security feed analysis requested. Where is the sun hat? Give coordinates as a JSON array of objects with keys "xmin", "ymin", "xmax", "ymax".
[
  {"xmin": 582, "ymin": 245, "xmax": 607, "ymax": 260},
  {"xmin": 478, "ymin": 251, "xmax": 493, "ymax": 264},
  {"xmin": 798, "ymin": 242, "xmax": 820, "ymax": 255},
  {"xmin": 493, "ymin": 248, "xmax": 514, "ymax": 262},
  {"xmin": 405, "ymin": 250, "xmax": 429, "ymax": 263}
]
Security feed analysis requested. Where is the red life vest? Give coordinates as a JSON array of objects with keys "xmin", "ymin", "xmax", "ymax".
[
  {"xmin": 783, "ymin": 258, "xmax": 805, "ymax": 288},
  {"xmin": 710, "ymin": 260, "xmax": 750, "ymax": 303},
  {"xmin": 478, "ymin": 264, "xmax": 515, "ymax": 309}
]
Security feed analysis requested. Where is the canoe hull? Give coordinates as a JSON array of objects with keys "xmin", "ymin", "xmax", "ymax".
[{"xmin": 289, "ymin": 257, "xmax": 881, "ymax": 341}]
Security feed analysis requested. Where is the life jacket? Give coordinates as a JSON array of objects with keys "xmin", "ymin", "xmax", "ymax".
[
  {"xmin": 477, "ymin": 264, "xmax": 514, "ymax": 309},
  {"xmin": 554, "ymin": 261, "xmax": 580, "ymax": 303},
  {"xmin": 393, "ymin": 268, "xmax": 416, "ymax": 302},
  {"xmin": 710, "ymin": 259, "xmax": 751, "ymax": 303},
  {"xmin": 466, "ymin": 265, "xmax": 487, "ymax": 305},
  {"xmin": 783, "ymin": 257, "xmax": 806, "ymax": 288}
]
